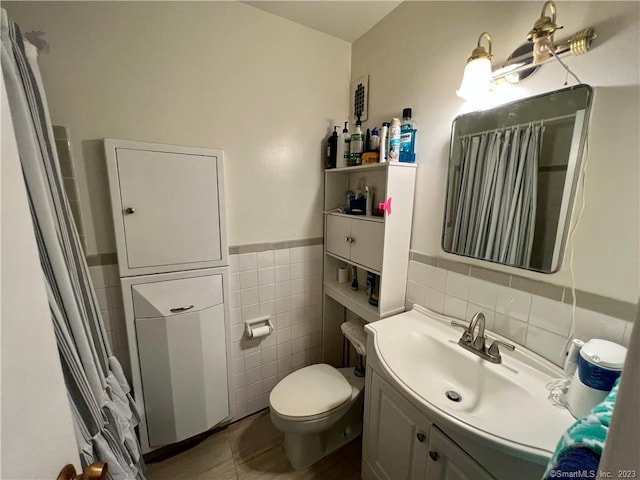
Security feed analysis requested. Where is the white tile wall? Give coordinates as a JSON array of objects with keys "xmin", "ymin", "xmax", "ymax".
[
  {"xmin": 230, "ymin": 245, "xmax": 322, "ymax": 419},
  {"xmin": 89, "ymin": 264, "xmax": 131, "ymax": 382},
  {"xmin": 406, "ymin": 261, "xmax": 635, "ymax": 366}
]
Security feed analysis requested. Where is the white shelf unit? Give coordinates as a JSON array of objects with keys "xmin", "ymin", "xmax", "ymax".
[{"xmin": 322, "ymin": 162, "xmax": 416, "ymax": 364}]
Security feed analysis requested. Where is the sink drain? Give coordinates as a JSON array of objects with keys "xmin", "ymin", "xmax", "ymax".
[{"xmin": 446, "ymin": 390, "xmax": 462, "ymax": 402}]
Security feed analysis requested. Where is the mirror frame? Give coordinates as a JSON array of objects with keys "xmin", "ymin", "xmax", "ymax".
[{"xmin": 442, "ymin": 84, "xmax": 593, "ymax": 273}]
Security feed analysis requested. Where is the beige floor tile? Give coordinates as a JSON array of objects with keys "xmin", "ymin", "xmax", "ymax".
[
  {"xmin": 235, "ymin": 445, "xmax": 298, "ymax": 480},
  {"xmin": 228, "ymin": 410, "xmax": 283, "ymax": 465},
  {"xmin": 196, "ymin": 459, "xmax": 238, "ymax": 480},
  {"xmin": 304, "ymin": 438, "xmax": 362, "ymax": 479},
  {"xmin": 147, "ymin": 430, "xmax": 233, "ymax": 479},
  {"xmin": 146, "ymin": 411, "xmax": 362, "ymax": 480}
]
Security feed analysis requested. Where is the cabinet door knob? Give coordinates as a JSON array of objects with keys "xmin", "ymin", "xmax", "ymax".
[
  {"xmin": 344, "ymin": 236, "xmax": 354, "ymax": 243},
  {"xmin": 416, "ymin": 432, "xmax": 425, "ymax": 443},
  {"xmin": 124, "ymin": 207, "xmax": 135, "ymax": 215},
  {"xmin": 429, "ymin": 451, "xmax": 439, "ymax": 462}
]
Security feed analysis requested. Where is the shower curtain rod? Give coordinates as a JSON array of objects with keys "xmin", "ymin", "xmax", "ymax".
[{"xmin": 460, "ymin": 111, "xmax": 580, "ymax": 139}]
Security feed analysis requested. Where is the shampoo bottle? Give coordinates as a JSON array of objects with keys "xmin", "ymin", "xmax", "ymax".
[
  {"xmin": 337, "ymin": 121, "xmax": 349, "ymax": 169},
  {"xmin": 370, "ymin": 128, "xmax": 380, "ymax": 151},
  {"xmin": 379, "ymin": 122, "xmax": 389, "ymax": 162},
  {"xmin": 326, "ymin": 126, "xmax": 338, "ymax": 169},
  {"xmin": 349, "ymin": 116, "xmax": 364, "ymax": 166}
]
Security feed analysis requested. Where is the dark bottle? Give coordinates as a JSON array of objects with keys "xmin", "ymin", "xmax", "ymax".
[{"xmin": 326, "ymin": 126, "xmax": 338, "ymax": 169}]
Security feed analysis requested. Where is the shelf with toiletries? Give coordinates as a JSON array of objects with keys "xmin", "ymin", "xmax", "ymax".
[
  {"xmin": 322, "ymin": 161, "xmax": 417, "ymax": 326},
  {"xmin": 324, "ymin": 161, "xmax": 416, "ymax": 174}
]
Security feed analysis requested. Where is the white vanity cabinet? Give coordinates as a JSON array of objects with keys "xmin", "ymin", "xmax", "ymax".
[
  {"xmin": 363, "ymin": 369, "xmax": 431, "ymax": 479},
  {"xmin": 322, "ymin": 162, "xmax": 416, "ymax": 325},
  {"xmin": 363, "ymin": 368, "xmax": 493, "ymax": 480}
]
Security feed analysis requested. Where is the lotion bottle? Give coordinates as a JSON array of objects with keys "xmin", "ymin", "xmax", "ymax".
[
  {"xmin": 336, "ymin": 121, "xmax": 349, "ymax": 168},
  {"xmin": 349, "ymin": 116, "xmax": 364, "ymax": 166}
]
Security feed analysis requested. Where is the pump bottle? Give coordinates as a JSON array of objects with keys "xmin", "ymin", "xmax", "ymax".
[
  {"xmin": 336, "ymin": 121, "xmax": 349, "ymax": 169},
  {"xmin": 349, "ymin": 116, "xmax": 364, "ymax": 166},
  {"xmin": 326, "ymin": 126, "xmax": 338, "ymax": 169}
]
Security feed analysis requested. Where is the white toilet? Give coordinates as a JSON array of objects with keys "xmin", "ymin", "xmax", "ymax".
[{"xmin": 269, "ymin": 363, "xmax": 365, "ymax": 470}]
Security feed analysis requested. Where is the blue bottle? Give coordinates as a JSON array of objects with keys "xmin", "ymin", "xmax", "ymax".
[{"xmin": 399, "ymin": 108, "xmax": 417, "ymax": 163}]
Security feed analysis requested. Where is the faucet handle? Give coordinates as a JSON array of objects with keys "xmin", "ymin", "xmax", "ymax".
[
  {"xmin": 488, "ymin": 339, "xmax": 516, "ymax": 357},
  {"xmin": 450, "ymin": 321, "xmax": 473, "ymax": 343}
]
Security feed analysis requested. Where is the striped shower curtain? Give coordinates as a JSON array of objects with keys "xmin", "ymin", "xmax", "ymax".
[
  {"xmin": 451, "ymin": 123, "xmax": 544, "ymax": 269},
  {"xmin": 1, "ymin": 11, "xmax": 145, "ymax": 479}
]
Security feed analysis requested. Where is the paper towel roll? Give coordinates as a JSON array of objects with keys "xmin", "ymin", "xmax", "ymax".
[
  {"xmin": 338, "ymin": 266, "xmax": 348, "ymax": 283},
  {"xmin": 248, "ymin": 325, "xmax": 271, "ymax": 338}
]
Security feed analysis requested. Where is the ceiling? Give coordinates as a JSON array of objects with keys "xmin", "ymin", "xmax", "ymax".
[{"xmin": 243, "ymin": 1, "xmax": 402, "ymax": 43}]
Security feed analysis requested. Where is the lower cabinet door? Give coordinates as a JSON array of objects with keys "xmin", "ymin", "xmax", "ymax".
[
  {"xmin": 136, "ymin": 303, "xmax": 229, "ymax": 446},
  {"xmin": 363, "ymin": 370, "xmax": 430, "ymax": 480},
  {"xmin": 425, "ymin": 426, "xmax": 495, "ymax": 480},
  {"xmin": 350, "ymin": 219, "xmax": 384, "ymax": 272},
  {"xmin": 326, "ymin": 214, "xmax": 352, "ymax": 260}
]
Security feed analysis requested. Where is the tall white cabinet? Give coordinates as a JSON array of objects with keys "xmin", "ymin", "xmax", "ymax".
[
  {"xmin": 322, "ymin": 162, "xmax": 416, "ymax": 364},
  {"xmin": 105, "ymin": 139, "xmax": 232, "ymax": 453}
]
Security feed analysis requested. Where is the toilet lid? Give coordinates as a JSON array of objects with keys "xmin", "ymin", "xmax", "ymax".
[{"xmin": 269, "ymin": 364, "xmax": 352, "ymax": 418}]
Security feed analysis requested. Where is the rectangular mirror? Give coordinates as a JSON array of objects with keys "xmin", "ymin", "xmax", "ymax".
[{"xmin": 442, "ymin": 85, "xmax": 592, "ymax": 273}]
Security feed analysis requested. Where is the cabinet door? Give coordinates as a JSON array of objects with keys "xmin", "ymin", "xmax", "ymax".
[
  {"xmin": 326, "ymin": 214, "xmax": 352, "ymax": 260},
  {"xmin": 363, "ymin": 370, "xmax": 430, "ymax": 480},
  {"xmin": 350, "ymin": 220, "xmax": 384, "ymax": 272},
  {"xmin": 425, "ymin": 427, "xmax": 495, "ymax": 480},
  {"xmin": 116, "ymin": 148, "xmax": 222, "ymax": 269},
  {"xmin": 134, "ymin": 275, "xmax": 228, "ymax": 447}
]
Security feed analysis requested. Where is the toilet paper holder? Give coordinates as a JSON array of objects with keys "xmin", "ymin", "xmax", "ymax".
[{"xmin": 244, "ymin": 315, "xmax": 274, "ymax": 339}]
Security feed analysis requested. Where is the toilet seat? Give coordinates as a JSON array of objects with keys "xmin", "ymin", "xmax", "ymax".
[{"xmin": 269, "ymin": 364, "xmax": 352, "ymax": 418}]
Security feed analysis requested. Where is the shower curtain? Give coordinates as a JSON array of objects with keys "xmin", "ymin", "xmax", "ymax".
[
  {"xmin": 1, "ymin": 11, "xmax": 145, "ymax": 480},
  {"xmin": 451, "ymin": 123, "xmax": 544, "ymax": 269}
]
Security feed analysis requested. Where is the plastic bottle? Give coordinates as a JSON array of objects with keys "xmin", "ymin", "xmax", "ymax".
[
  {"xmin": 379, "ymin": 122, "xmax": 389, "ymax": 162},
  {"xmin": 388, "ymin": 118, "xmax": 401, "ymax": 162},
  {"xmin": 350, "ymin": 266, "xmax": 359, "ymax": 291},
  {"xmin": 326, "ymin": 126, "xmax": 338, "ymax": 169},
  {"xmin": 370, "ymin": 128, "xmax": 380, "ymax": 151},
  {"xmin": 336, "ymin": 121, "xmax": 349, "ymax": 169},
  {"xmin": 349, "ymin": 116, "xmax": 364, "ymax": 166},
  {"xmin": 400, "ymin": 108, "xmax": 417, "ymax": 163},
  {"xmin": 365, "ymin": 186, "xmax": 374, "ymax": 216}
]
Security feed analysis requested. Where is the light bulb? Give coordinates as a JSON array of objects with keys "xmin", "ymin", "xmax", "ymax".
[{"xmin": 457, "ymin": 57, "xmax": 493, "ymax": 100}]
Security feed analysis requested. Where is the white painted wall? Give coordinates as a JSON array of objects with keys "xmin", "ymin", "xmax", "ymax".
[
  {"xmin": 1, "ymin": 72, "xmax": 80, "ymax": 478},
  {"xmin": 3, "ymin": 1, "xmax": 351, "ymax": 253},
  {"xmin": 351, "ymin": 1, "xmax": 640, "ymax": 303}
]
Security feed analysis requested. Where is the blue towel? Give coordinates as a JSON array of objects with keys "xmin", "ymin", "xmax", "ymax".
[{"xmin": 543, "ymin": 378, "xmax": 620, "ymax": 479}]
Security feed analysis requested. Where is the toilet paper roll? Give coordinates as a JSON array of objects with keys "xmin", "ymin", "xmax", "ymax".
[
  {"xmin": 248, "ymin": 325, "xmax": 271, "ymax": 339},
  {"xmin": 338, "ymin": 267, "xmax": 348, "ymax": 283}
]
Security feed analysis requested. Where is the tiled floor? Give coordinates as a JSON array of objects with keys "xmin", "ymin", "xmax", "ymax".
[{"xmin": 146, "ymin": 410, "xmax": 362, "ymax": 479}]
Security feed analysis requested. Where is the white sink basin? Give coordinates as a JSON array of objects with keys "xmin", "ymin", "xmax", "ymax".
[{"xmin": 365, "ymin": 305, "xmax": 576, "ymax": 463}]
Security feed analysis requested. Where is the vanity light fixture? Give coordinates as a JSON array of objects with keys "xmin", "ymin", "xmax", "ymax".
[
  {"xmin": 458, "ymin": 1, "xmax": 598, "ymax": 96},
  {"xmin": 457, "ymin": 32, "xmax": 493, "ymax": 100},
  {"xmin": 527, "ymin": 0, "xmax": 561, "ymax": 64}
]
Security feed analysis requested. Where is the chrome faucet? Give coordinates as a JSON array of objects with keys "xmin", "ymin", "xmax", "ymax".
[
  {"xmin": 451, "ymin": 313, "xmax": 515, "ymax": 364},
  {"xmin": 468, "ymin": 312, "xmax": 487, "ymax": 351}
]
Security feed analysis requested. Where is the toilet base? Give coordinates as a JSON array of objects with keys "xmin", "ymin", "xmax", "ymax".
[{"xmin": 283, "ymin": 393, "xmax": 363, "ymax": 470}]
